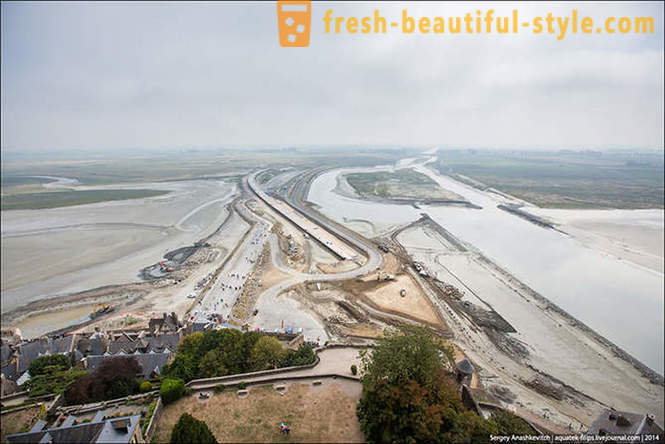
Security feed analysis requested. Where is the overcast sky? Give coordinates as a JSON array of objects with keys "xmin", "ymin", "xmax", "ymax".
[{"xmin": 1, "ymin": 1, "xmax": 663, "ymax": 151}]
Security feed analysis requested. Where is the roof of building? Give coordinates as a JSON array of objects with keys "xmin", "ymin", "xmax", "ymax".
[
  {"xmin": 6, "ymin": 414, "xmax": 141, "ymax": 444},
  {"xmin": 1, "ymin": 362, "xmax": 19, "ymax": 381},
  {"xmin": 1, "ymin": 343, "xmax": 13, "ymax": 366},
  {"xmin": 86, "ymin": 351, "xmax": 171, "ymax": 379},
  {"xmin": 456, "ymin": 358, "xmax": 475, "ymax": 375},
  {"xmin": 587, "ymin": 409, "xmax": 663, "ymax": 436}
]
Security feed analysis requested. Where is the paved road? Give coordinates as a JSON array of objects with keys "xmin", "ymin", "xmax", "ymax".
[
  {"xmin": 191, "ymin": 171, "xmax": 383, "ymax": 342},
  {"xmin": 246, "ymin": 171, "xmax": 384, "ymax": 341},
  {"xmin": 191, "ymin": 200, "xmax": 270, "ymax": 324}
]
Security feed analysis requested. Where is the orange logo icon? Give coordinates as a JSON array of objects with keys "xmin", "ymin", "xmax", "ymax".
[{"xmin": 277, "ymin": 0, "xmax": 311, "ymax": 47}]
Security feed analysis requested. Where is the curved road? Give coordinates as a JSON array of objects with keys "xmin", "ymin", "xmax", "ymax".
[{"xmin": 243, "ymin": 172, "xmax": 383, "ymax": 341}]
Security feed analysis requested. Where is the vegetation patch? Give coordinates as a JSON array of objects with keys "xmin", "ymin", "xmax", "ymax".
[
  {"xmin": 1, "ymin": 189, "xmax": 169, "ymax": 210},
  {"xmin": 356, "ymin": 326, "xmax": 538, "ymax": 442},
  {"xmin": 436, "ymin": 149, "xmax": 664, "ymax": 209},
  {"xmin": 162, "ymin": 330, "xmax": 316, "ymax": 382},
  {"xmin": 345, "ymin": 168, "xmax": 465, "ymax": 202}
]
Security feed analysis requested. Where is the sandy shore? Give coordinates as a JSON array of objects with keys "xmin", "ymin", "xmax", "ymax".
[
  {"xmin": 398, "ymin": 222, "xmax": 664, "ymax": 427},
  {"xmin": 1, "ymin": 179, "xmax": 238, "ymax": 313},
  {"xmin": 526, "ymin": 208, "xmax": 664, "ymax": 274}
]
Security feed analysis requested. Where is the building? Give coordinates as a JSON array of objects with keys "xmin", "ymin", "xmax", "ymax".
[
  {"xmin": 587, "ymin": 409, "xmax": 663, "ymax": 438},
  {"xmin": 6, "ymin": 412, "xmax": 143, "ymax": 443},
  {"xmin": 85, "ymin": 351, "xmax": 172, "ymax": 380},
  {"xmin": 455, "ymin": 358, "xmax": 474, "ymax": 385}
]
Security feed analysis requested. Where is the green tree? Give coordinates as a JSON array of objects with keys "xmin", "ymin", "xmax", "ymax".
[
  {"xmin": 250, "ymin": 336, "xmax": 286, "ymax": 371},
  {"xmin": 160, "ymin": 378, "xmax": 185, "ymax": 404},
  {"xmin": 163, "ymin": 354, "xmax": 197, "ymax": 382},
  {"xmin": 488, "ymin": 410, "xmax": 537, "ymax": 436},
  {"xmin": 28, "ymin": 354, "xmax": 71, "ymax": 376},
  {"xmin": 198, "ymin": 349, "xmax": 229, "ymax": 378},
  {"xmin": 170, "ymin": 413, "xmax": 217, "ymax": 444},
  {"xmin": 27, "ymin": 368, "xmax": 88, "ymax": 398},
  {"xmin": 356, "ymin": 326, "xmax": 499, "ymax": 443},
  {"xmin": 282, "ymin": 344, "xmax": 317, "ymax": 367},
  {"xmin": 139, "ymin": 381, "xmax": 153, "ymax": 393},
  {"xmin": 358, "ymin": 326, "xmax": 453, "ymax": 389},
  {"xmin": 177, "ymin": 332, "xmax": 205, "ymax": 360}
]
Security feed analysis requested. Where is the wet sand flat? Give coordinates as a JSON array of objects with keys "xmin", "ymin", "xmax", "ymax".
[{"xmin": 1, "ymin": 179, "xmax": 237, "ymax": 313}]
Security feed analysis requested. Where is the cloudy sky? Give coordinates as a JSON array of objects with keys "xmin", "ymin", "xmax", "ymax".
[{"xmin": 1, "ymin": 1, "xmax": 663, "ymax": 151}]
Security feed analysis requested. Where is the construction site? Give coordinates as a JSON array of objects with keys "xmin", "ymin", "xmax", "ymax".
[{"xmin": 2, "ymin": 161, "xmax": 663, "ymax": 435}]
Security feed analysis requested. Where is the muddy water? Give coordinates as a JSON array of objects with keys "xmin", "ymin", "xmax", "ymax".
[{"xmin": 308, "ymin": 163, "xmax": 665, "ymax": 375}]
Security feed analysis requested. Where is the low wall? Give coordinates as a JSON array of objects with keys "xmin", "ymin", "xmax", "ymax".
[
  {"xmin": 0, "ymin": 390, "xmax": 29, "ymax": 403},
  {"xmin": 196, "ymin": 373, "xmax": 360, "ymax": 392},
  {"xmin": 57, "ymin": 391, "xmax": 158, "ymax": 415},
  {"xmin": 143, "ymin": 397, "xmax": 163, "ymax": 442},
  {"xmin": 187, "ymin": 355, "xmax": 321, "ymax": 388}
]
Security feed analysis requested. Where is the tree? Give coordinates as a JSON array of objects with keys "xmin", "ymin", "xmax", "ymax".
[
  {"xmin": 356, "ymin": 326, "xmax": 500, "ymax": 443},
  {"xmin": 26, "ymin": 368, "xmax": 87, "ymax": 398},
  {"xmin": 357, "ymin": 374, "xmax": 464, "ymax": 443},
  {"xmin": 282, "ymin": 344, "xmax": 317, "ymax": 367},
  {"xmin": 64, "ymin": 356, "xmax": 141, "ymax": 404},
  {"xmin": 177, "ymin": 332, "xmax": 205, "ymax": 360},
  {"xmin": 163, "ymin": 354, "xmax": 197, "ymax": 382},
  {"xmin": 161, "ymin": 378, "xmax": 185, "ymax": 404},
  {"xmin": 170, "ymin": 413, "xmax": 217, "ymax": 444},
  {"xmin": 198, "ymin": 349, "xmax": 229, "ymax": 378},
  {"xmin": 28, "ymin": 354, "xmax": 71, "ymax": 376},
  {"xmin": 91, "ymin": 357, "xmax": 141, "ymax": 401},
  {"xmin": 488, "ymin": 410, "xmax": 537, "ymax": 436},
  {"xmin": 250, "ymin": 336, "xmax": 286, "ymax": 371},
  {"xmin": 358, "ymin": 326, "xmax": 453, "ymax": 389}
]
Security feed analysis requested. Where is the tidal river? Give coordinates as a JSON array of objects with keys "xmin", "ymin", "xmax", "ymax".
[{"xmin": 307, "ymin": 161, "xmax": 665, "ymax": 375}]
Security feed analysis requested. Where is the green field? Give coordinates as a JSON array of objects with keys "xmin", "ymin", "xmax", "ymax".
[
  {"xmin": 1, "ymin": 189, "xmax": 169, "ymax": 210},
  {"xmin": 436, "ymin": 150, "xmax": 664, "ymax": 209},
  {"xmin": 345, "ymin": 168, "xmax": 463, "ymax": 201}
]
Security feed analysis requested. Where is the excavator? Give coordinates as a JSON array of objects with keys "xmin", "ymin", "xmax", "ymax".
[{"xmin": 91, "ymin": 303, "xmax": 114, "ymax": 319}]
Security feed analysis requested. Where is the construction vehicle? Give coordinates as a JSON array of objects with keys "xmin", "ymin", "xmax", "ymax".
[
  {"xmin": 159, "ymin": 262, "xmax": 174, "ymax": 272},
  {"xmin": 91, "ymin": 303, "xmax": 114, "ymax": 319}
]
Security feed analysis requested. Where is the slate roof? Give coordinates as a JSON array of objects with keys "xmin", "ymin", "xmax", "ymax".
[
  {"xmin": 48, "ymin": 336, "xmax": 73, "ymax": 354},
  {"xmin": 86, "ymin": 352, "xmax": 171, "ymax": 379},
  {"xmin": 6, "ymin": 422, "xmax": 104, "ymax": 444},
  {"xmin": 107, "ymin": 333, "xmax": 180, "ymax": 355},
  {"xmin": 75, "ymin": 337, "xmax": 108, "ymax": 356},
  {"xmin": 456, "ymin": 358, "xmax": 475, "ymax": 375},
  {"xmin": 1, "ymin": 343, "xmax": 13, "ymax": 365},
  {"xmin": 95, "ymin": 415, "xmax": 141, "ymax": 443},
  {"xmin": 17, "ymin": 341, "xmax": 44, "ymax": 374},
  {"xmin": 1, "ymin": 362, "xmax": 18, "ymax": 382},
  {"xmin": 7, "ymin": 410, "xmax": 141, "ymax": 443},
  {"xmin": 145, "ymin": 333, "xmax": 180, "ymax": 352}
]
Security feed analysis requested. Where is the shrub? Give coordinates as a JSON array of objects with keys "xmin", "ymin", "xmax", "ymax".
[
  {"xmin": 28, "ymin": 354, "xmax": 71, "ymax": 376},
  {"xmin": 488, "ymin": 410, "xmax": 537, "ymax": 435},
  {"xmin": 281, "ymin": 344, "xmax": 317, "ymax": 367},
  {"xmin": 237, "ymin": 382, "xmax": 246, "ymax": 390},
  {"xmin": 351, "ymin": 365, "xmax": 358, "ymax": 375},
  {"xmin": 250, "ymin": 336, "xmax": 287, "ymax": 371},
  {"xmin": 213, "ymin": 385, "xmax": 225, "ymax": 394},
  {"xmin": 140, "ymin": 381, "xmax": 153, "ymax": 393},
  {"xmin": 170, "ymin": 413, "xmax": 217, "ymax": 444},
  {"xmin": 27, "ymin": 368, "xmax": 88, "ymax": 398},
  {"xmin": 160, "ymin": 378, "xmax": 185, "ymax": 404}
]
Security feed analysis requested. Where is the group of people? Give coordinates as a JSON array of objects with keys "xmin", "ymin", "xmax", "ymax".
[{"xmin": 280, "ymin": 422, "xmax": 290, "ymax": 435}]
